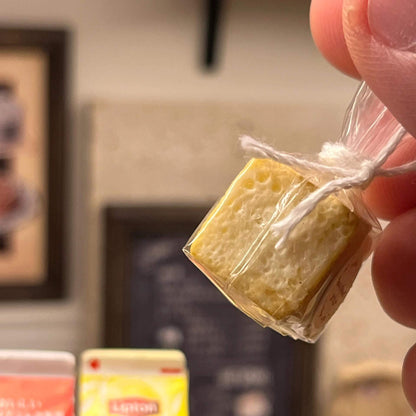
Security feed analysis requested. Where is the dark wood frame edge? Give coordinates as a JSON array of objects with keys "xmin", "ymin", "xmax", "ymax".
[{"xmin": 0, "ymin": 27, "xmax": 69, "ymax": 300}]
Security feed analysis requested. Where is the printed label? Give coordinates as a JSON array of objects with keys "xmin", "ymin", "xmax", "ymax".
[
  {"xmin": 79, "ymin": 374, "xmax": 188, "ymax": 416},
  {"xmin": 109, "ymin": 398, "xmax": 159, "ymax": 416},
  {"xmin": 0, "ymin": 376, "xmax": 74, "ymax": 416}
]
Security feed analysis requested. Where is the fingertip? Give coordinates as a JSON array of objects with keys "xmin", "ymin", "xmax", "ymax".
[
  {"xmin": 403, "ymin": 344, "xmax": 416, "ymax": 411},
  {"xmin": 343, "ymin": 0, "xmax": 416, "ymax": 137},
  {"xmin": 310, "ymin": 0, "xmax": 360, "ymax": 78},
  {"xmin": 372, "ymin": 209, "xmax": 416, "ymax": 328},
  {"xmin": 363, "ymin": 135, "xmax": 416, "ymax": 220}
]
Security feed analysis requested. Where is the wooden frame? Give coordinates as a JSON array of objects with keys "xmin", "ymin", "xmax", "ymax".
[
  {"xmin": 104, "ymin": 205, "xmax": 317, "ymax": 416},
  {"xmin": 0, "ymin": 28, "xmax": 69, "ymax": 299}
]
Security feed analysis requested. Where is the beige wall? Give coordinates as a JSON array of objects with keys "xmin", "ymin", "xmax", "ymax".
[{"xmin": 0, "ymin": 0, "xmax": 413, "ymax": 412}]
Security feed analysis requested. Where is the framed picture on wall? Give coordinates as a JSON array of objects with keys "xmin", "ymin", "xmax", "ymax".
[
  {"xmin": 0, "ymin": 28, "xmax": 68, "ymax": 299},
  {"xmin": 104, "ymin": 205, "xmax": 317, "ymax": 416}
]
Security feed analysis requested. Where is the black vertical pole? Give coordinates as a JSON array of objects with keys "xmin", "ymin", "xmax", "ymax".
[{"xmin": 204, "ymin": 0, "xmax": 223, "ymax": 69}]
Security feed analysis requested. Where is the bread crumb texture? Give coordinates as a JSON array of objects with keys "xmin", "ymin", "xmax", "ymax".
[{"xmin": 190, "ymin": 158, "xmax": 361, "ymax": 319}]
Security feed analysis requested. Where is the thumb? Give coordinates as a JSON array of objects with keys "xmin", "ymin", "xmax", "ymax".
[{"xmin": 343, "ymin": 0, "xmax": 416, "ymax": 138}]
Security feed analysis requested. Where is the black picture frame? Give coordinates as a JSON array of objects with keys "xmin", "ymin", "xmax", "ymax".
[
  {"xmin": 104, "ymin": 205, "xmax": 317, "ymax": 416},
  {"xmin": 0, "ymin": 28, "xmax": 69, "ymax": 299}
]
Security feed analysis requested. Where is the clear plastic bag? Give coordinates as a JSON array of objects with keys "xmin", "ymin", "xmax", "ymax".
[{"xmin": 184, "ymin": 83, "xmax": 409, "ymax": 343}]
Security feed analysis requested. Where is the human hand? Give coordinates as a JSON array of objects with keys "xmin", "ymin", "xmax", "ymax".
[{"xmin": 310, "ymin": 0, "xmax": 416, "ymax": 410}]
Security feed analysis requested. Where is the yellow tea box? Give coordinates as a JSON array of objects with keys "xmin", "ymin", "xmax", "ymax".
[{"xmin": 79, "ymin": 349, "xmax": 188, "ymax": 416}]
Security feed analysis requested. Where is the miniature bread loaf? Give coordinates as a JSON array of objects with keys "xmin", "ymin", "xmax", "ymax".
[{"xmin": 186, "ymin": 158, "xmax": 370, "ymax": 337}]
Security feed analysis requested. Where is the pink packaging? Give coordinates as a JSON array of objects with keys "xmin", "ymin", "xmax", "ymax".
[{"xmin": 0, "ymin": 350, "xmax": 75, "ymax": 416}]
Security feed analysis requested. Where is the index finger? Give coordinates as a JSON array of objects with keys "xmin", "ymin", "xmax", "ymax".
[
  {"xmin": 310, "ymin": 0, "xmax": 416, "ymax": 220},
  {"xmin": 310, "ymin": 0, "xmax": 359, "ymax": 77}
]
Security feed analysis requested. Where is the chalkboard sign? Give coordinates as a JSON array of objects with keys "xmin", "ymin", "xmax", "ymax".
[{"xmin": 104, "ymin": 206, "xmax": 316, "ymax": 416}]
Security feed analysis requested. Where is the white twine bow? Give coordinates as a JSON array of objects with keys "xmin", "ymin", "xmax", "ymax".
[{"xmin": 240, "ymin": 119, "xmax": 416, "ymax": 249}]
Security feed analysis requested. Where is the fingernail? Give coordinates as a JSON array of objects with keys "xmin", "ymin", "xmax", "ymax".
[{"xmin": 368, "ymin": 0, "xmax": 416, "ymax": 51}]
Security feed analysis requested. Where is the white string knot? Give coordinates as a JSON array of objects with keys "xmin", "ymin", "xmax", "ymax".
[
  {"xmin": 319, "ymin": 142, "xmax": 368, "ymax": 169},
  {"xmin": 318, "ymin": 142, "xmax": 378, "ymax": 187},
  {"xmin": 240, "ymin": 125, "xmax": 416, "ymax": 249}
]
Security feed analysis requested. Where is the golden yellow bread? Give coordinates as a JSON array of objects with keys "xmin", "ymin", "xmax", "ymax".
[{"xmin": 187, "ymin": 158, "xmax": 369, "ymax": 322}]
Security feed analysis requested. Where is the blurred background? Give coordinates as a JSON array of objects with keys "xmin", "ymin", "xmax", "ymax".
[{"xmin": 0, "ymin": 0, "xmax": 414, "ymax": 415}]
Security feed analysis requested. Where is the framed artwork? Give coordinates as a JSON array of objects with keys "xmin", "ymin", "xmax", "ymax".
[
  {"xmin": 104, "ymin": 205, "xmax": 317, "ymax": 416},
  {"xmin": 0, "ymin": 28, "xmax": 68, "ymax": 299}
]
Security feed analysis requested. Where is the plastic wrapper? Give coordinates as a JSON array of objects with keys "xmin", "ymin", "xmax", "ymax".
[{"xmin": 183, "ymin": 83, "xmax": 408, "ymax": 343}]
